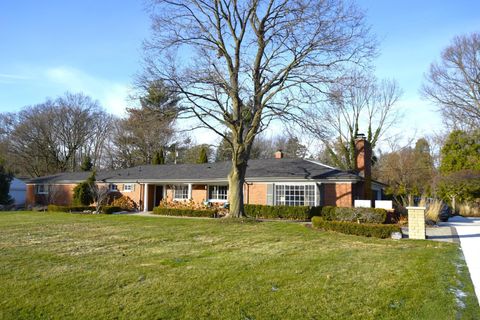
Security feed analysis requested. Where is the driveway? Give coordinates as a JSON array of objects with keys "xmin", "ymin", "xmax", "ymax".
[{"xmin": 440, "ymin": 216, "xmax": 480, "ymax": 305}]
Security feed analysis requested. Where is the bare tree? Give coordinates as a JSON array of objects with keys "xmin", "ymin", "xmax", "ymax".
[
  {"xmin": 45, "ymin": 185, "xmax": 66, "ymax": 206},
  {"xmin": 422, "ymin": 32, "xmax": 480, "ymax": 130},
  {"xmin": 142, "ymin": 0, "xmax": 376, "ymax": 217},
  {"xmin": 311, "ymin": 72, "xmax": 401, "ymax": 170},
  {"xmin": 6, "ymin": 93, "xmax": 112, "ymax": 176},
  {"xmin": 90, "ymin": 184, "xmax": 111, "ymax": 214}
]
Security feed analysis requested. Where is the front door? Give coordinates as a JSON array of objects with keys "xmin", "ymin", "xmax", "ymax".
[{"xmin": 154, "ymin": 185, "xmax": 163, "ymax": 207}]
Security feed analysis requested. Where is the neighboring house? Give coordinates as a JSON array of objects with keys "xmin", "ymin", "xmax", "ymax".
[
  {"xmin": 9, "ymin": 178, "xmax": 27, "ymax": 208},
  {"xmin": 26, "ymin": 136, "xmax": 385, "ymax": 211}
]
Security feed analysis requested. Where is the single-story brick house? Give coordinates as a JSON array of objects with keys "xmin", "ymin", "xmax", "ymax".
[{"xmin": 26, "ymin": 136, "xmax": 384, "ymax": 211}]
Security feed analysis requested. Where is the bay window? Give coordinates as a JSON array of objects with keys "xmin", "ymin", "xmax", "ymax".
[{"xmin": 275, "ymin": 184, "xmax": 316, "ymax": 206}]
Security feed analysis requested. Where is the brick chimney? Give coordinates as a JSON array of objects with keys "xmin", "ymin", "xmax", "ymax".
[
  {"xmin": 274, "ymin": 150, "xmax": 284, "ymax": 159},
  {"xmin": 354, "ymin": 134, "xmax": 372, "ymax": 200}
]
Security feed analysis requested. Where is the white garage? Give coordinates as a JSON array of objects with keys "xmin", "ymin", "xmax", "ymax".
[{"xmin": 9, "ymin": 178, "xmax": 26, "ymax": 208}]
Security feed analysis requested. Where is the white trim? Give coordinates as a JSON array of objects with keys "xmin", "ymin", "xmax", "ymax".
[
  {"xmin": 188, "ymin": 183, "xmax": 192, "ymax": 199},
  {"xmin": 172, "ymin": 184, "xmax": 189, "ymax": 200},
  {"xmin": 143, "ymin": 183, "xmax": 149, "ymax": 212},
  {"xmin": 207, "ymin": 185, "xmax": 228, "ymax": 202}
]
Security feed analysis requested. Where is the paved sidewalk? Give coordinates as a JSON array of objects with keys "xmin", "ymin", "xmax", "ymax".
[
  {"xmin": 441, "ymin": 216, "xmax": 480, "ymax": 306},
  {"xmin": 401, "ymin": 225, "xmax": 459, "ymax": 243}
]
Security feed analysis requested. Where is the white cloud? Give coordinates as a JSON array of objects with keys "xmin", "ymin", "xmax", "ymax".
[{"xmin": 43, "ymin": 66, "xmax": 132, "ymax": 115}]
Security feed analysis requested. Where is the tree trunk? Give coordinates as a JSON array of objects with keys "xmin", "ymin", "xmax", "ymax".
[
  {"xmin": 451, "ymin": 195, "xmax": 456, "ymax": 214},
  {"xmin": 228, "ymin": 158, "xmax": 248, "ymax": 218}
]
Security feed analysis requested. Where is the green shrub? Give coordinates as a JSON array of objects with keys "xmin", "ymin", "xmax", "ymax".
[
  {"xmin": 152, "ymin": 207, "xmax": 217, "ymax": 218},
  {"xmin": 244, "ymin": 204, "xmax": 321, "ymax": 220},
  {"xmin": 321, "ymin": 206, "xmax": 387, "ymax": 224},
  {"xmin": 320, "ymin": 206, "xmax": 336, "ymax": 220},
  {"xmin": 101, "ymin": 206, "xmax": 123, "ymax": 214},
  {"xmin": 312, "ymin": 217, "xmax": 401, "ymax": 239},
  {"xmin": 47, "ymin": 205, "xmax": 95, "ymax": 212}
]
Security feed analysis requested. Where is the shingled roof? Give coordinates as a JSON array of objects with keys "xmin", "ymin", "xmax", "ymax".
[{"xmin": 27, "ymin": 158, "xmax": 363, "ymax": 184}]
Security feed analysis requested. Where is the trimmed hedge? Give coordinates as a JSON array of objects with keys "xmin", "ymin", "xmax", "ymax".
[
  {"xmin": 321, "ymin": 206, "xmax": 387, "ymax": 224},
  {"xmin": 47, "ymin": 205, "xmax": 122, "ymax": 214},
  {"xmin": 47, "ymin": 205, "xmax": 95, "ymax": 212},
  {"xmin": 244, "ymin": 204, "xmax": 321, "ymax": 220},
  {"xmin": 152, "ymin": 207, "xmax": 218, "ymax": 218},
  {"xmin": 312, "ymin": 217, "xmax": 401, "ymax": 239}
]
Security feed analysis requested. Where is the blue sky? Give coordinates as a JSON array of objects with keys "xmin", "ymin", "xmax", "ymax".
[{"xmin": 1, "ymin": 0, "xmax": 479, "ymax": 147}]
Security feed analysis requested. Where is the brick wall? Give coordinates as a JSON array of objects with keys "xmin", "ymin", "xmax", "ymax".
[
  {"xmin": 26, "ymin": 184, "xmax": 76, "ymax": 206},
  {"xmin": 116, "ymin": 183, "xmax": 142, "ymax": 208},
  {"xmin": 323, "ymin": 183, "xmax": 353, "ymax": 207},
  {"xmin": 245, "ymin": 183, "xmax": 267, "ymax": 205},
  {"xmin": 192, "ymin": 185, "xmax": 208, "ymax": 203},
  {"xmin": 25, "ymin": 185, "xmax": 35, "ymax": 206}
]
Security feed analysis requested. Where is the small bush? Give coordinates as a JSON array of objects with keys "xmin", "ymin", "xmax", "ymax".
[
  {"xmin": 458, "ymin": 202, "xmax": 480, "ymax": 217},
  {"xmin": 111, "ymin": 196, "xmax": 137, "ymax": 211},
  {"xmin": 152, "ymin": 207, "xmax": 217, "ymax": 218},
  {"xmin": 312, "ymin": 217, "xmax": 401, "ymax": 239},
  {"xmin": 244, "ymin": 204, "xmax": 320, "ymax": 220},
  {"xmin": 321, "ymin": 206, "xmax": 387, "ymax": 224},
  {"xmin": 101, "ymin": 206, "xmax": 123, "ymax": 214},
  {"xmin": 320, "ymin": 206, "xmax": 336, "ymax": 220},
  {"xmin": 47, "ymin": 205, "xmax": 95, "ymax": 212}
]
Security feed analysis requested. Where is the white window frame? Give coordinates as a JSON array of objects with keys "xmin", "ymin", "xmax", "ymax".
[
  {"xmin": 35, "ymin": 184, "xmax": 49, "ymax": 195},
  {"xmin": 109, "ymin": 184, "xmax": 118, "ymax": 192},
  {"xmin": 274, "ymin": 182, "xmax": 317, "ymax": 207},
  {"xmin": 173, "ymin": 185, "xmax": 189, "ymax": 200},
  {"xmin": 122, "ymin": 183, "xmax": 134, "ymax": 192},
  {"xmin": 208, "ymin": 185, "xmax": 228, "ymax": 202}
]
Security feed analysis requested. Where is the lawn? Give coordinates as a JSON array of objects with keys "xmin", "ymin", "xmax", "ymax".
[{"xmin": 0, "ymin": 212, "xmax": 478, "ymax": 319}]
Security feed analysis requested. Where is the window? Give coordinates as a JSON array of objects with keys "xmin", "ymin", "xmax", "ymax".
[
  {"xmin": 123, "ymin": 184, "xmax": 134, "ymax": 192},
  {"xmin": 109, "ymin": 184, "xmax": 118, "ymax": 192},
  {"xmin": 35, "ymin": 184, "xmax": 49, "ymax": 195},
  {"xmin": 173, "ymin": 185, "xmax": 189, "ymax": 200},
  {"xmin": 209, "ymin": 185, "xmax": 228, "ymax": 201},
  {"xmin": 275, "ymin": 184, "xmax": 315, "ymax": 206}
]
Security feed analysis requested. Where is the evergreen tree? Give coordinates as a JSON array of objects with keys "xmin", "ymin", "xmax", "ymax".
[
  {"xmin": 198, "ymin": 147, "xmax": 208, "ymax": 163},
  {"xmin": 440, "ymin": 130, "xmax": 480, "ymax": 174},
  {"xmin": 80, "ymin": 155, "xmax": 93, "ymax": 171},
  {"xmin": 0, "ymin": 159, "xmax": 13, "ymax": 205},
  {"xmin": 72, "ymin": 171, "xmax": 96, "ymax": 205},
  {"xmin": 215, "ymin": 132, "xmax": 233, "ymax": 161},
  {"xmin": 412, "ymin": 138, "xmax": 434, "ymax": 195},
  {"xmin": 437, "ymin": 130, "xmax": 480, "ymax": 209},
  {"xmin": 152, "ymin": 148, "xmax": 165, "ymax": 165}
]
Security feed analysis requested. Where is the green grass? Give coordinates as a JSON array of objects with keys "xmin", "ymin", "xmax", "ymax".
[{"xmin": 0, "ymin": 212, "xmax": 478, "ymax": 319}]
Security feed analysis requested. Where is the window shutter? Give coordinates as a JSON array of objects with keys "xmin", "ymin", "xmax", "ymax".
[{"xmin": 266, "ymin": 184, "xmax": 274, "ymax": 205}]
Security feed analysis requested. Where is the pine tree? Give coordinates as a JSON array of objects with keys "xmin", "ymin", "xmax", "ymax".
[
  {"xmin": 72, "ymin": 171, "xmax": 96, "ymax": 205},
  {"xmin": 215, "ymin": 132, "xmax": 233, "ymax": 161},
  {"xmin": 152, "ymin": 148, "xmax": 165, "ymax": 165},
  {"xmin": 198, "ymin": 147, "xmax": 208, "ymax": 163},
  {"xmin": 0, "ymin": 159, "xmax": 13, "ymax": 205},
  {"xmin": 80, "ymin": 155, "xmax": 93, "ymax": 171}
]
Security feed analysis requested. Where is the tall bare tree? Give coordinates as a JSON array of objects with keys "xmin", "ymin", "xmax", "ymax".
[
  {"xmin": 6, "ymin": 93, "xmax": 112, "ymax": 177},
  {"xmin": 422, "ymin": 32, "xmax": 480, "ymax": 130},
  {"xmin": 142, "ymin": 0, "xmax": 376, "ymax": 217},
  {"xmin": 311, "ymin": 72, "xmax": 401, "ymax": 170}
]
